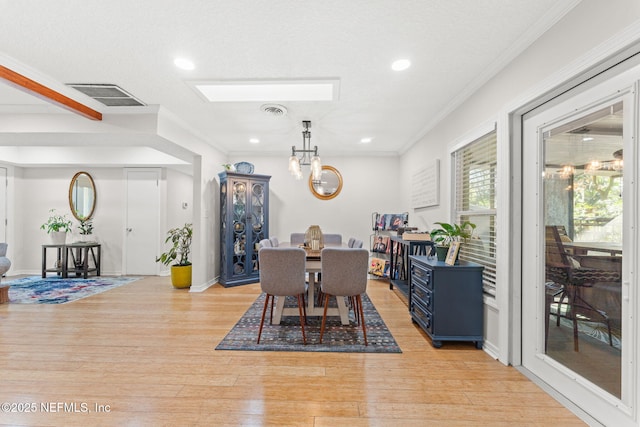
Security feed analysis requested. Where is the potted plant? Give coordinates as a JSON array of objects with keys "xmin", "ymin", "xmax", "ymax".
[
  {"xmin": 156, "ymin": 223, "xmax": 193, "ymax": 289},
  {"xmin": 78, "ymin": 219, "xmax": 94, "ymax": 241},
  {"xmin": 40, "ymin": 209, "xmax": 73, "ymax": 245},
  {"xmin": 430, "ymin": 221, "xmax": 476, "ymax": 261}
]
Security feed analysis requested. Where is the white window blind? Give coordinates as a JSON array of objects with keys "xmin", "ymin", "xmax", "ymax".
[{"xmin": 454, "ymin": 130, "xmax": 497, "ymax": 297}]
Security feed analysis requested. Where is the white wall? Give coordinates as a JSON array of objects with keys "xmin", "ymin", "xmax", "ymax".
[
  {"xmin": 401, "ymin": 0, "xmax": 640, "ymax": 215},
  {"xmin": 398, "ymin": 142, "xmax": 450, "ymax": 232},
  {"xmin": 16, "ymin": 167, "xmax": 125, "ymax": 275},
  {"xmin": 7, "ymin": 154, "xmax": 404, "ymax": 281},
  {"xmin": 165, "ymin": 168, "xmax": 193, "ymax": 230},
  {"xmin": 200, "ymin": 155, "xmax": 224, "ymax": 288},
  {"xmin": 398, "ymin": 0, "xmax": 640, "ymax": 367},
  {"xmin": 5, "ymin": 165, "xmax": 22, "ymax": 270},
  {"xmin": 7, "ymin": 166, "xmax": 196, "ymax": 277},
  {"xmin": 229, "ymin": 155, "xmax": 404, "ymax": 247},
  {"xmin": 153, "ymin": 108, "xmax": 229, "ymax": 290}
]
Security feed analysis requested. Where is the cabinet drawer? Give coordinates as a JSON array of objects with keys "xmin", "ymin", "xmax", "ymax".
[
  {"xmin": 412, "ymin": 280, "xmax": 433, "ymax": 312},
  {"xmin": 411, "ymin": 298, "xmax": 433, "ymax": 335},
  {"xmin": 411, "ymin": 263, "xmax": 433, "ymax": 290}
]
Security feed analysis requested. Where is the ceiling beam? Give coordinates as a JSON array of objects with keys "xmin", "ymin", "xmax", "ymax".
[{"xmin": 0, "ymin": 65, "xmax": 102, "ymax": 121}]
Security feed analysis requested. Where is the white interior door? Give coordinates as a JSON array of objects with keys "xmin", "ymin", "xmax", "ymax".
[
  {"xmin": 124, "ymin": 169, "xmax": 160, "ymax": 275},
  {"xmin": 522, "ymin": 67, "xmax": 637, "ymax": 425}
]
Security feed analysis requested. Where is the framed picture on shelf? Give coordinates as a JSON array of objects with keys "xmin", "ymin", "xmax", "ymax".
[
  {"xmin": 369, "ymin": 257, "xmax": 388, "ymax": 277},
  {"xmin": 375, "ymin": 213, "xmax": 409, "ymax": 231},
  {"xmin": 372, "ymin": 236, "xmax": 389, "ymax": 253},
  {"xmin": 445, "ymin": 241, "xmax": 461, "ymax": 266}
]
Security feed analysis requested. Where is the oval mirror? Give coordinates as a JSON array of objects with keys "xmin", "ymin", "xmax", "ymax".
[
  {"xmin": 68, "ymin": 171, "xmax": 96, "ymax": 220},
  {"xmin": 308, "ymin": 165, "xmax": 343, "ymax": 200}
]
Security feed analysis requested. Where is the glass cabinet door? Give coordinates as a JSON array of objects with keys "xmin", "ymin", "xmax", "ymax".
[
  {"xmin": 249, "ymin": 181, "xmax": 267, "ymax": 273},
  {"xmin": 220, "ymin": 180, "xmax": 228, "ymax": 276},
  {"xmin": 232, "ymin": 180, "xmax": 248, "ymax": 277}
]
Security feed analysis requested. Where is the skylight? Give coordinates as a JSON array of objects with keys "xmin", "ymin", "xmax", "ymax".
[{"xmin": 190, "ymin": 79, "xmax": 339, "ymax": 102}]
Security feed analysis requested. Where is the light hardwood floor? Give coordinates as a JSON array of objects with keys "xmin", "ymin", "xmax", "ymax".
[{"xmin": 0, "ymin": 276, "xmax": 585, "ymax": 426}]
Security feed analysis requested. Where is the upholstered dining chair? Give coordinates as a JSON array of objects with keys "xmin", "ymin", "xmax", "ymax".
[
  {"xmin": 290, "ymin": 233, "xmax": 305, "ymax": 245},
  {"xmin": 323, "ymin": 234, "xmax": 342, "ymax": 244},
  {"xmin": 347, "ymin": 237, "xmax": 364, "ymax": 248},
  {"xmin": 319, "ymin": 247, "xmax": 369, "ymax": 345},
  {"xmin": 258, "ymin": 239, "xmax": 272, "ymax": 249},
  {"xmin": 269, "ymin": 236, "xmax": 280, "ymax": 247},
  {"xmin": 257, "ymin": 247, "xmax": 307, "ymax": 344}
]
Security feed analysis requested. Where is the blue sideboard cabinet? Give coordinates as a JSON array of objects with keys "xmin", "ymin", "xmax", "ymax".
[
  {"xmin": 219, "ymin": 171, "xmax": 271, "ymax": 287},
  {"xmin": 409, "ymin": 255, "xmax": 484, "ymax": 348}
]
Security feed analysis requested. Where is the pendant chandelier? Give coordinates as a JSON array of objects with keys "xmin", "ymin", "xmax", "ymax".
[{"xmin": 288, "ymin": 120, "xmax": 322, "ymax": 182}]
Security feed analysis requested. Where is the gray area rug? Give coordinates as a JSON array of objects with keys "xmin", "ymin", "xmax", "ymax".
[{"xmin": 216, "ymin": 292, "xmax": 402, "ymax": 353}]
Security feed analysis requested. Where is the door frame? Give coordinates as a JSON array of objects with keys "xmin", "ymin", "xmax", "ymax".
[{"xmin": 519, "ymin": 65, "xmax": 638, "ymax": 425}]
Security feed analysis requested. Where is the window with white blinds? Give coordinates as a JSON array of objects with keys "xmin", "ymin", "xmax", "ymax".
[{"xmin": 453, "ymin": 129, "xmax": 497, "ymax": 297}]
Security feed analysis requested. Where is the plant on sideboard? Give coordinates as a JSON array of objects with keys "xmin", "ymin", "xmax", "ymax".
[
  {"xmin": 156, "ymin": 223, "xmax": 193, "ymax": 289},
  {"xmin": 430, "ymin": 221, "xmax": 476, "ymax": 261}
]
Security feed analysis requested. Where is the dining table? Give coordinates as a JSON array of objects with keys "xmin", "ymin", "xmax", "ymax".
[{"xmin": 270, "ymin": 242, "xmax": 351, "ymax": 325}]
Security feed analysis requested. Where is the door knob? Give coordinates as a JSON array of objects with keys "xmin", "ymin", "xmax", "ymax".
[{"xmin": 126, "ymin": 228, "xmax": 132, "ymax": 232}]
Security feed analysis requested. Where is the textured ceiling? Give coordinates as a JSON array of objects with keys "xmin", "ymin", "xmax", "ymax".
[{"xmin": 0, "ymin": 0, "xmax": 580, "ymax": 164}]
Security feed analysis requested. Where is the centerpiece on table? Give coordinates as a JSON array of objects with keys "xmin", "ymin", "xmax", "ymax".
[{"xmin": 304, "ymin": 225, "xmax": 324, "ymax": 251}]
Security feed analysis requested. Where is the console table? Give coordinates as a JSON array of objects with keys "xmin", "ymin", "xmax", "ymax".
[
  {"xmin": 388, "ymin": 236, "xmax": 434, "ymax": 301},
  {"xmin": 42, "ymin": 242, "xmax": 101, "ymax": 279}
]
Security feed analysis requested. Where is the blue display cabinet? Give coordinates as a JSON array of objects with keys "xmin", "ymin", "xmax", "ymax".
[{"xmin": 219, "ymin": 171, "xmax": 270, "ymax": 287}]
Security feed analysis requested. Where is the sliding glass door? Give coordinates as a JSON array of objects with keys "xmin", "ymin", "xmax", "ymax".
[{"xmin": 522, "ymin": 66, "xmax": 636, "ymax": 425}]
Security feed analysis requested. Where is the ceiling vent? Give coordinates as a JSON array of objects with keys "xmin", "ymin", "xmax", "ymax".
[
  {"xmin": 66, "ymin": 84, "xmax": 146, "ymax": 107},
  {"xmin": 260, "ymin": 103, "xmax": 288, "ymax": 117}
]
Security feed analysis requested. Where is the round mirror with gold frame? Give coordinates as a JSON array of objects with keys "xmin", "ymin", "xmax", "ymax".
[
  {"xmin": 308, "ymin": 165, "xmax": 343, "ymax": 200},
  {"xmin": 68, "ymin": 171, "xmax": 96, "ymax": 220}
]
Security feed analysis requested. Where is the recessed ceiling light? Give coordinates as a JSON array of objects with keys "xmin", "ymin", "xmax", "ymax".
[
  {"xmin": 391, "ymin": 59, "xmax": 411, "ymax": 71},
  {"xmin": 249, "ymin": 138, "xmax": 260, "ymax": 144},
  {"xmin": 190, "ymin": 79, "xmax": 340, "ymax": 102},
  {"xmin": 174, "ymin": 57, "xmax": 195, "ymax": 71},
  {"xmin": 360, "ymin": 137, "xmax": 372, "ymax": 144},
  {"xmin": 582, "ymin": 136, "xmax": 594, "ymax": 141}
]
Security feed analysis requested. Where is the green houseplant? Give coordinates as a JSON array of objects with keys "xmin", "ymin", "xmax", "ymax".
[
  {"xmin": 41, "ymin": 209, "xmax": 73, "ymax": 245},
  {"xmin": 156, "ymin": 223, "xmax": 193, "ymax": 288},
  {"xmin": 430, "ymin": 221, "xmax": 476, "ymax": 261},
  {"xmin": 78, "ymin": 219, "xmax": 94, "ymax": 237}
]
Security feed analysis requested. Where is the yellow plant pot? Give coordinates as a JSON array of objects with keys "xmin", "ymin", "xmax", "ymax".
[{"xmin": 171, "ymin": 264, "xmax": 192, "ymax": 289}]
